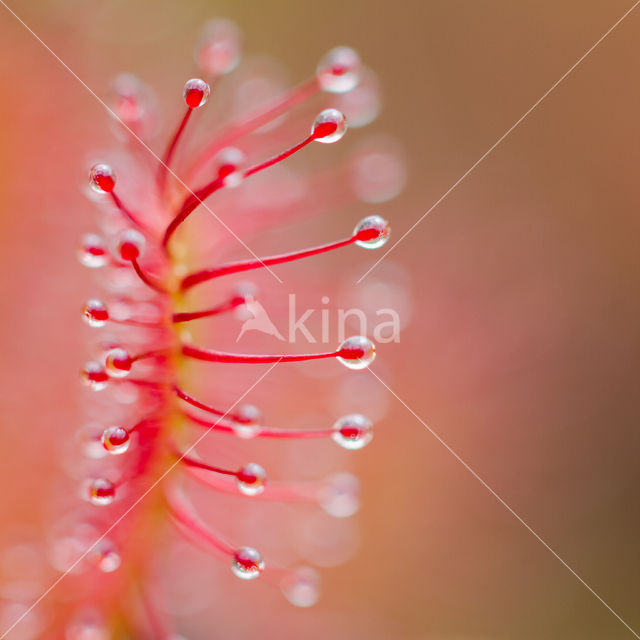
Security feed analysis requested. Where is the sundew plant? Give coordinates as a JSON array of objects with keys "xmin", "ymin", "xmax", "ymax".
[{"xmin": 4, "ymin": 18, "xmax": 407, "ymax": 638}]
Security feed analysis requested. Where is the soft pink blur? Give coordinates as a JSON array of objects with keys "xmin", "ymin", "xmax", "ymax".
[{"xmin": 1, "ymin": 1, "xmax": 640, "ymax": 639}]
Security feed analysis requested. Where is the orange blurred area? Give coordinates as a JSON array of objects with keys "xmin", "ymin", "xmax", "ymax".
[{"xmin": 1, "ymin": 1, "xmax": 640, "ymax": 639}]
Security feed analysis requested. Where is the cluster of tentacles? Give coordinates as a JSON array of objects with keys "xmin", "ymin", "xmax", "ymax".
[{"xmin": 64, "ymin": 18, "xmax": 403, "ymax": 637}]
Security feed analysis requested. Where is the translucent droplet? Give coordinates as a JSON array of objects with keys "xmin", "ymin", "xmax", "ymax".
[
  {"xmin": 82, "ymin": 300, "xmax": 109, "ymax": 328},
  {"xmin": 231, "ymin": 547, "xmax": 264, "ymax": 580},
  {"xmin": 353, "ymin": 215, "xmax": 391, "ymax": 249},
  {"xmin": 332, "ymin": 414, "xmax": 373, "ymax": 450},
  {"xmin": 87, "ymin": 478, "xmax": 116, "ymax": 506},
  {"xmin": 110, "ymin": 73, "xmax": 158, "ymax": 139},
  {"xmin": 112, "ymin": 74, "xmax": 145, "ymax": 121},
  {"xmin": 116, "ymin": 229, "xmax": 145, "ymax": 261},
  {"xmin": 98, "ymin": 549, "xmax": 120, "ymax": 574},
  {"xmin": 234, "ymin": 403, "xmax": 262, "ymax": 425},
  {"xmin": 230, "ymin": 289, "xmax": 250, "ymax": 310},
  {"xmin": 78, "ymin": 234, "xmax": 108, "ymax": 268},
  {"xmin": 81, "ymin": 362, "xmax": 109, "ymax": 391},
  {"xmin": 183, "ymin": 78, "xmax": 210, "ymax": 109},
  {"xmin": 316, "ymin": 46, "xmax": 362, "ymax": 93},
  {"xmin": 232, "ymin": 281, "xmax": 257, "ymax": 302},
  {"xmin": 336, "ymin": 336, "xmax": 376, "ymax": 370},
  {"xmin": 232, "ymin": 424, "xmax": 258, "ymax": 440},
  {"xmin": 233, "ymin": 282, "xmax": 258, "ymax": 320},
  {"xmin": 216, "ymin": 147, "xmax": 246, "ymax": 187},
  {"xmin": 236, "ymin": 463, "xmax": 267, "ymax": 496},
  {"xmin": 90, "ymin": 540, "xmax": 121, "ymax": 573},
  {"xmin": 312, "ymin": 109, "xmax": 347, "ymax": 144},
  {"xmin": 195, "ymin": 19, "xmax": 242, "ymax": 76},
  {"xmin": 280, "ymin": 566, "xmax": 320, "ymax": 607},
  {"xmin": 89, "ymin": 164, "xmax": 115, "ymax": 194},
  {"xmin": 104, "ymin": 348, "xmax": 132, "ymax": 378},
  {"xmin": 319, "ymin": 472, "xmax": 360, "ymax": 517},
  {"xmin": 101, "ymin": 426, "xmax": 130, "ymax": 455}
]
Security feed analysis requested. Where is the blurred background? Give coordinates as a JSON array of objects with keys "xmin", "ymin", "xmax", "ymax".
[{"xmin": 1, "ymin": 0, "xmax": 640, "ymax": 638}]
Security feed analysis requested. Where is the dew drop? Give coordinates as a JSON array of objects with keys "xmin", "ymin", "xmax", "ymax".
[
  {"xmin": 280, "ymin": 566, "xmax": 320, "ymax": 607},
  {"xmin": 216, "ymin": 147, "xmax": 246, "ymax": 187},
  {"xmin": 195, "ymin": 19, "xmax": 242, "ymax": 76},
  {"xmin": 353, "ymin": 215, "xmax": 391, "ymax": 249},
  {"xmin": 319, "ymin": 472, "xmax": 360, "ymax": 517},
  {"xmin": 231, "ymin": 547, "xmax": 264, "ymax": 580},
  {"xmin": 232, "ymin": 424, "xmax": 258, "ymax": 440},
  {"xmin": 104, "ymin": 348, "xmax": 132, "ymax": 378},
  {"xmin": 312, "ymin": 109, "xmax": 347, "ymax": 144},
  {"xmin": 87, "ymin": 478, "xmax": 116, "ymax": 506},
  {"xmin": 89, "ymin": 164, "xmax": 115, "ymax": 194},
  {"xmin": 78, "ymin": 234, "xmax": 108, "ymax": 268},
  {"xmin": 236, "ymin": 463, "xmax": 267, "ymax": 496},
  {"xmin": 234, "ymin": 403, "xmax": 262, "ymax": 425},
  {"xmin": 332, "ymin": 414, "xmax": 374, "ymax": 450},
  {"xmin": 112, "ymin": 74, "xmax": 144, "ymax": 122},
  {"xmin": 97, "ymin": 549, "xmax": 121, "ymax": 574},
  {"xmin": 82, "ymin": 300, "xmax": 108, "ymax": 328},
  {"xmin": 110, "ymin": 73, "xmax": 157, "ymax": 139},
  {"xmin": 116, "ymin": 229, "xmax": 145, "ymax": 261},
  {"xmin": 316, "ymin": 46, "xmax": 362, "ymax": 93},
  {"xmin": 90, "ymin": 540, "xmax": 121, "ymax": 573},
  {"xmin": 183, "ymin": 78, "xmax": 210, "ymax": 109},
  {"xmin": 336, "ymin": 336, "xmax": 376, "ymax": 370},
  {"xmin": 101, "ymin": 426, "xmax": 130, "ymax": 455},
  {"xmin": 233, "ymin": 282, "xmax": 258, "ymax": 319},
  {"xmin": 81, "ymin": 362, "xmax": 109, "ymax": 391},
  {"xmin": 232, "ymin": 281, "xmax": 257, "ymax": 303}
]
